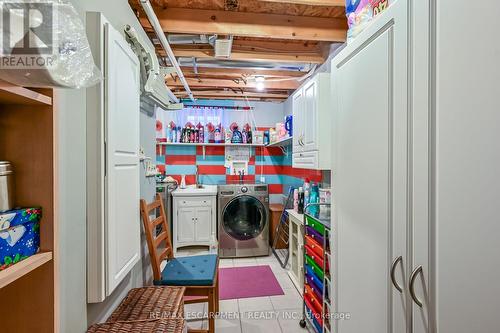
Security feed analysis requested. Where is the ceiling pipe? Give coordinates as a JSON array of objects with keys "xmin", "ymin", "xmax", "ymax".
[{"xmin": 140, "ymin": 0, "xmax": 195, "ymax": 101}]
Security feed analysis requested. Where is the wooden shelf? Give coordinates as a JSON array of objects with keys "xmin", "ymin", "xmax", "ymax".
[
  {"xmin": 0, "ymin": 252, "xmax": 53, "ymax": 289},
  {"xmin": 0, "ymin": 80, "xmax": 52, "ymax": 106},
  {"xmin": 157, "ymin": 142, "xmax": 265, "ymax": 147},
  {"xmin": 266, "ymin": 136, "xmax": 292, "ymax": 147}
]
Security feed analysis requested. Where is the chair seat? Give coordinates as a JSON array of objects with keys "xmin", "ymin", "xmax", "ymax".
[{"xmin": 155, "ymin": 254, "xmax": 218, "ymax": 286}]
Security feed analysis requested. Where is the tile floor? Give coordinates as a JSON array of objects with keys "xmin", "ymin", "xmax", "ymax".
[{"xmin": 179, "ymin": 249, "xmax": 312, "ymax": 333}]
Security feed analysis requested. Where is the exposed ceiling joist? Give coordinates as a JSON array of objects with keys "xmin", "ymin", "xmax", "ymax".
[
  {"xmin": 258, "ymin": 0, "xmax": 346, "ymax": 6},
  {"xmin": 158, "ymin": 47, "xmax": 324, "ymax": 64},
  {"xmin": 141, "ymin": 7, "xmax": 347, "ymax": 42},
  {"xmin": 174, "ymin": 90, "xmax": 289, "ymax": 99},
  {"xmin": 166, "ymin": 77, "xmax": 300, "ymax": 90},
  {"xmin": 179, "ymin": 67, "xmax": 306, "ymax": 78}
]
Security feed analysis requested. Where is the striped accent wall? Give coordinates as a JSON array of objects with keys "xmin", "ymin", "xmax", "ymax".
[{"xmin": 156, "ymin": 144, "xmax": 323, "ymax": 204}]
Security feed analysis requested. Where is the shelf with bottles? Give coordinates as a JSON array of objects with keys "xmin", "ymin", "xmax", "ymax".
[{"xmin": 156, "ymin": 142, "xmax": 264, "ymax": 147}]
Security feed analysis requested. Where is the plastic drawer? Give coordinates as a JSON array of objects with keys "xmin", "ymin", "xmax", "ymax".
[
  {"xmin": 305, "ymin": 264, "xmax": 324, "ymax": 290},
  {"xmin": 305, "ymin": 226, "xmax": 325, "ymax": 245},
  {"xmin": 306, "ymin": 255, "xmax": 325, "ymax": 280},
  {"xmin": 305, "ymin": 235, "xmax": 324, "ymax": 257},
  {"xmin": 305, "ymin": 300, "xmax": 323, "ymax": 333},
  {"xmin": 305, "ymin": 245, "xmax": 329, "ymax": 270},
  {"xmin": 305, "ymin": 284, "xmax": 323, "ymax": 313},
  {"xmin": 305, "ymin": 215, "xmax": 325, "ymax": 235},
  {"xmin": 306, "ymin": 277, "xmax": 323, "ymax": 300}
]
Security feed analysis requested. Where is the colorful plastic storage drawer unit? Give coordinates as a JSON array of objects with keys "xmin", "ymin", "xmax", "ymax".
[{"xmin": 0, "ymin": 208, "xmax": 42, "ymax": 271}]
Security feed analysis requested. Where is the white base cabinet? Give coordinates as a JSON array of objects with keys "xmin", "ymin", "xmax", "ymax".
[
  {"xmin": 172, "ymin": 194, "xmax": 217, "ymax": 254},
  {"xmin": 292, "ymin": 73, "xmax": 332, "ymax": 170}
]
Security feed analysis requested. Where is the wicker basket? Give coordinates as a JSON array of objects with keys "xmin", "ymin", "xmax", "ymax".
[
  {"xmin": 87, "ymin": 318, "xmax": 185, "ymax": 333},
  {"xmin": 107, "ymin": 286, "xmax": 186, "ymax": 323}
]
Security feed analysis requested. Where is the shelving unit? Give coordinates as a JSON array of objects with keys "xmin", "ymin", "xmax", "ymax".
[
  {"xmin": 157, "ymin": 142, "xmax": 264, "ymax": 147},
  {"xmin": 0, "ymin": 80, "xmax": 52, "ymax": 106},
  {"xmin": 266, "ymin": 136, "xmax": 292, "ymax": 148},
  {"xmin": 300, "ymin": 204, "xmax": 332, "ymax": 333},
  {"xmin": 0, "ymin": 252, "xmax": 53, "ymax": 289},
  {"xmin": 0, "ymin": 81, "xmax": 57, "ymax": 333}
]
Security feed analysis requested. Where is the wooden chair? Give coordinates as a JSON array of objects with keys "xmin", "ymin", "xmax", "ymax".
[{"xmin": 140, "ymin": 194, "xmax": 219, "ymax": 333}]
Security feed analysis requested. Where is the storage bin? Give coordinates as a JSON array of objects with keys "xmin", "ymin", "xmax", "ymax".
[
  {"xmin": 305, "ymin": 284, "xmax": 323, "ymax": 313},
  {"xmin": 305, "ymin": 235, "xmax": 324, "ymax": 257},
  {"xmin": 306, "ymin": 255, "xmax": 325, "ymax": 280},
  {"xmin": 305, "ymin": 226, "xmax": 325, "ymax": 245},
  {"xmin": 305, "ymin": 245, "xmax": 329, "ymax": 270},
  {"xmin": 0, "ymin": 208, "xmax": 42, "ymax": 270},
  {"xmin": 306, "ymin": 264, "xmax": 324, "ymax": 290},
  {"xmin": 305, "ymin": 215, "xmax": 325, "ymax": 235}
]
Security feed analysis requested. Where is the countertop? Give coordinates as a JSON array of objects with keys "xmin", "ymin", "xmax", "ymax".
[
  {"xmin": 171, "ymin": 185, "xmax": 218, "ymax": 197},
  {"xmin": 286, "ymin": 209, "xmax": 304, "ymax": 223}
]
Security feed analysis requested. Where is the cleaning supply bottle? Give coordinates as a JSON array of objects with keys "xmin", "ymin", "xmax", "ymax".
[
  {"xmin": 309, "ymin": 183, "xmax": 320, "ymax": 218},
  {"xmin": 176, "ymin": 126, "xmax": 181, "ymax": 143},
  {"xmin": 293, "ymin": 188, "xmax": 299, "ymax": 212},
  {"xmin": 214, "ymin": 124, "xmax": 222, "ymax": 143},
  {"xmin": 303, "ymin": 178, "xmax": 310, "ymax": 207},
  {"xmin": 298, "ymin": 187, "xmax": 304, "ymax": 214}
]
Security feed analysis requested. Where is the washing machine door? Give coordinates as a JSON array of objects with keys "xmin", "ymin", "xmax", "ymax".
[{"xmin": 222, "ymin": 195, "xmax": 267, "ymax": 241}]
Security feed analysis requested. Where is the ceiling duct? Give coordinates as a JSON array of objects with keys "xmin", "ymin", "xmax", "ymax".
[
  {"xmin": 214, "ymin": 36, "xmax": 233, "ymax": 58},
  {"xmin": 176, "ymin": 57, "xmax": 314, "ymax": 72}
]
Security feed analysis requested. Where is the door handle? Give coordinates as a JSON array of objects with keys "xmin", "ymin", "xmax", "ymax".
[
  {"xmin": 390, "ymin": 256, "xmax": 403, "ymax": 293},
  {"xmin": 409, "ymin": 265, "xmax": 423, "ymax": 307}
]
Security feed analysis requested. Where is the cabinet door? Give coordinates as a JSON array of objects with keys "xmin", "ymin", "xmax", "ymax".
[
  {"xmin": 331, "ymin": 1, "xmax": 408, "ymax": 332},
  {"xmin": 194, "ymin": 206, "xmax": 212, "ymax": 243},
  {"xmin": 303, "ymin": 78, "xmax": 318, "ymax": 152},
  {"xmin": 104, "ymin": 22, "xmax": 141, "ymax": 296},
  {"xmin": 177, "ymin": 207, "xmax": 196, "ymax": 243},
  {"xmin": 292, "ymin": 89, "xmax": 304, "ymax": 152}
]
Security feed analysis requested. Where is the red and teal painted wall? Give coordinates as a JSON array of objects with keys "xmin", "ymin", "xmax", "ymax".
[{"xmin": 156, "ymin": 144, "xmax": 323, "ymax": 203}]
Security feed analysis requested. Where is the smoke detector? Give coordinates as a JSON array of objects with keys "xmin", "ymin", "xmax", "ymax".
[{"xmin": 214, "ymin": 36, "xmax": 233, "ymax": 58}]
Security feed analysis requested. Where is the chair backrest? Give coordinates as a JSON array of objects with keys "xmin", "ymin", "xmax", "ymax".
[{"xmin": 140, "ymin": 193, "xmax": 174, "ymax": 281}]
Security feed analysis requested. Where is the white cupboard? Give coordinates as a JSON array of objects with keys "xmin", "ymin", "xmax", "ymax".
[
  {"xmin": 331, "ymin": 1, "xmax": 500, "ymax": 333},
  {"xmin": 86, "ymin": 12, "xmax": 141, "ymax": 302},
  {"xmin": 292, "ymin": 73, "xmax": 332, "ymax": 170},
  {"xmin": 331, "ymin": 0, "xmax": 409, "ymax": 332},
  {"xmin": 172, "ymin": 192, "xmax": 217, "ymax": 254}
]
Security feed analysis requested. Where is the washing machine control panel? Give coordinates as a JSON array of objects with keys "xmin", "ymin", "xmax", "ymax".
[{"xmin": 241, "ymin": 186, "xmax": 248, "ymax": 193}]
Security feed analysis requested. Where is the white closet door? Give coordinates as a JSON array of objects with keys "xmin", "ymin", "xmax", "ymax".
[
  {"xmin": 105, "ymin": 23, "xmax": 141, "ymax": 295},
  {"xmin": 331, "ymin": 1, "xmax": 408, "ymax": 332}
]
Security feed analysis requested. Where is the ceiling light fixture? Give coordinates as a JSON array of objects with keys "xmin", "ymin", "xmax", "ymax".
[{"xmin": 255, "ymin": 76, "xmax": 265, "ymax": 91}]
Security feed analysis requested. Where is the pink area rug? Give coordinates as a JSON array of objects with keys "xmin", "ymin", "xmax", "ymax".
[{"xmin": 219, "ymin": 265, "xmax": 284, "ymax": 300}]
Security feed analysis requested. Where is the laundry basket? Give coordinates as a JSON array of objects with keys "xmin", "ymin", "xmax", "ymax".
[
  {"xmin": 106, "ymin": 286, "xmax": 185, "ymax": 322},
  {"xmin": 87, "ymin": 318, "xmax": 186, "ymax": 333}
]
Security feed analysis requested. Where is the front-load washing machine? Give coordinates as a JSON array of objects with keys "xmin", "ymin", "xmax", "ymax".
[{"xmin": 218, "ymin": 184, "xmax": 269, "ymax": 258}]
